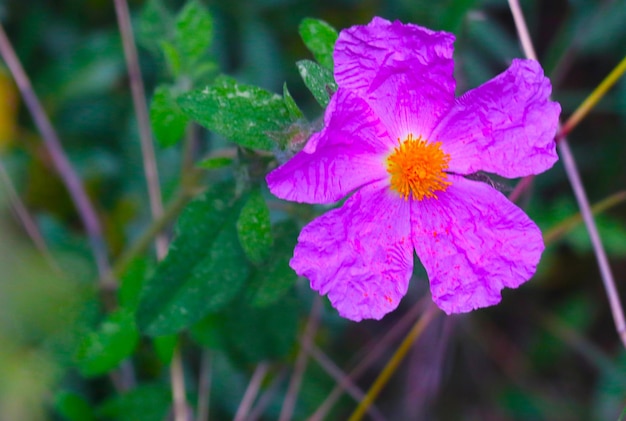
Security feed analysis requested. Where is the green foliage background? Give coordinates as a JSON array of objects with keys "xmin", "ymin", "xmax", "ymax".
[{"xmin": 0, "ymin": 0, "xmax": 625, "ymax": 420}]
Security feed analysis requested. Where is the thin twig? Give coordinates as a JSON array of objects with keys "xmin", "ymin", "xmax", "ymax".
[
  {"xmin": 234, "ymin": 362, "xmax": 270, "ymax": 421},
  {"xmin": 347, "ymin": 302, "xmax": 440, "ymax": 421},
  {"xmin": 113, "ymin": 0, "xmax": 168, "ymax": 259},
  {"xmin": 308, "ymin": 297, "xmax": 428, "ymax": 421},
  {"xmin": 306, "ymin": 343, "xmax": 388, "ymax": 421},
  {"xmin": 506, "ymin": 0, "xmax": 626, "ymax": 348},
  {"xmin": 558, "ymin": 141, "xmax": 626, "ymax": 346},
  {"xmin": 0, "ymin": 23, "xmax": 111, "ymax": 287},
  {"xmin": 196, "ymin": 351, "xmax": 213, "ymax": 421},
  {"xmin": 560, "ymin": 54, "xmax": 626, "ymax": 139},
  {"xmin": 248, "ymin": 368, "xmax": 289, "ymax": 421},
  {"xmin": 279, "ymin": 296, "xmax": 322, "ymax": 421},
  {"xmin": 0, "ymin": 158, "xmax": 61, "ymax": 273},
  {"xmin": 112, "ymin": 1, "xmax": 190, "ymax": 417}
]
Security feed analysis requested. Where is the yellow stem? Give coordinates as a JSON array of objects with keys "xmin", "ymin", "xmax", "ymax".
[
  {"xmin": 347, "ymin": 303, "xmax": 439, "ymax": 421},
  {"xmin": 560, "ymin": 54, "xmax": 626, "ymax": 138}
]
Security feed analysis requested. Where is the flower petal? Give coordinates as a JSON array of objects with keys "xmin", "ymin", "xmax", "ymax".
[
  {"xmin": 334, "ymin": 17, "xmax": 456, "ymax": 138},
  {"xmin": 266, "ymin": 89, "xmax": 391, "ymax": 204},
  {"xmin": 291, "ymin": 180, "xmax": 413, "ymax": 321},
  {"xmin": 432, "ymin": 59, "xmax": 560, "ymax": 178},
  {"xmin": 411, "ymin": 176, "xmax": 544, "ymax": 314}
]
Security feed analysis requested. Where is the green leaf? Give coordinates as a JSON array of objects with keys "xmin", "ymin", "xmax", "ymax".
[
  {"xmin": 96, "ymin": 384, "xmax": 171, "ymax": 421},
  {"xmin": 136, "ymin": 182, "xmax": 250, "ymax": 336},
  {"xmin": 178, "ymin": 76, "xmax": 291, "ymax": 151},
  {"xmin": 236, "ymin": 190, "xmax": 273, "ymax": 264},
  {"xmin": 283, "ymin": 83, "xmax": 304, "ymax": 120},
  {"xmin": 55, "ymin": 391, "xmax": 95, "ymax": 421},
  {"xmin": 298, "ymin": 18, "xmax": 338, "ymax": 69},
  {"xmin": 137, "ymin": 0, "xmax": 174, "ymax": 53},
  {"xmin": 175, "ymin": 0, "xmax": 214, "ymax": 66},
  {"xmin": 150, "ymin": 85, "xmax": 189, "ymax": 147},
  {"xmin": 153, "ymin": 334, "xmax": 177, "ymax": 364},
  {"xmin": 197, "ymin": 156, "xmax": 233, "ymax": 170},
  {"xmin": 75, "ymin": 309, "xmax": 139, "ymax": 377},
  {"xmin": 119, "ymin": 257, "xmax": 149, "ymax": 312},
  {"xmin": 161, "ymin": 40, "xmax": 182, "ymax": 77},
  {"xmin": 248, "ymin": 220, "xmax": 299, "ymax": 307},
  {"xmin": 297, "ymin": 60, "xmax": 337, "ymax": 108}
]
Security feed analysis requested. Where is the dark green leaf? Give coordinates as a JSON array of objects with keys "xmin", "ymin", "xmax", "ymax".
[
  {"xmin": 283, "ymin": 83, "xmax": 304, "ymax": 120},
  {"xmin": 236, "ymin": 190, "xmax": 273, "ymax": 264},
  {"xmin": 221, "ymin": 295, "xmax": 299, "ymax": 363},
  {"xmin": 297, "ymin": 60, "xmax": 337, "ymax": 108},
  {"xmin": 248, "ymin": 220, "xmax": 299, "ymax": 307},
  {"xmin": 178, "ymin": 76, "xmax": 291, "ymax": 151},
  {"xmin": 55, "ymin": 391, "xmax": 95, "ymax": 421},
  {"xmin": 96, "ymin": 384, "xmax": 171, "ymax": 421},
  {"xmin": 175, "ymin": 0, "xmax": 213, "ymax": 66},
  {"xmin": 75, "ymin": 309, "xmax": 139, "ymax": 377},
  {"xmin": 136, "ymin": 182, "xmax": 250, "ymax": 336},
  {"xmin": 299, "ymin": 18, "xmax": 338, "ymax": 69},
  {"xmin": 150, "ymin": 85, "xmax": 189, "ymax": 147}
]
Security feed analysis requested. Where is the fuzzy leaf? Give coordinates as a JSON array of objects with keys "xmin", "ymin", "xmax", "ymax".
[
  {"xmin": 136, "ymin": 182, "xmax": 250, "ymax": 336},
  {"xmin": 236, "ymin": 190, "xmax": 273, "ymax": 264},
  {"xmin": 299, "ymin": 18, "xmax": 338, "ymax": 69},
  {"xmin": 297, "ymin": 60, "xmax": 337, "ymax": 108},
  {"xmin": 175, "ymin": 0, "xmax": 213, "ymax": 66},
  {"xmin": 75, "ymin": 309, "xmax": 139, "ymax": 377},
  {"xmin": 178, "ymin": 76, "xmax": 291, "ymax": 150}
]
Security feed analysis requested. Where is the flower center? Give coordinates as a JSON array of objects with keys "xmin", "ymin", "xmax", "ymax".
[{"xmin": 386, "ymin": 134, "xmax": 451, "ymax": 200}]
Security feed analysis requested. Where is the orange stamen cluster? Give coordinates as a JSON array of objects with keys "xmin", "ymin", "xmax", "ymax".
[{"xmin": 386, "ymin": 134, "xmax": 451, "ymax": 200}]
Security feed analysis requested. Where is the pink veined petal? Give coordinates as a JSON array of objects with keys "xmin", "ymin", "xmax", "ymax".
[
  {"xmin": 334, "ymin": 17, "xmax": 456, "ymax": 139},
  {"xmin": 291, "ymin": 180, "xmax": 413, "ymax": 321},
  {"xmin": 432, "ymin": 59, "xmax": 560, "ymax": 178},
  {"xmin": 411, "ymin": 176, "xmax": 544, "ymax": 314},
  {"xmin": 266, "ymin": 88, "xmax": 392, "ymax": 204}
]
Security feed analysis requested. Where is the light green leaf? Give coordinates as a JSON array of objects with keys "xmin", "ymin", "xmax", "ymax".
[
  {"xmin": 96, "ymin": 384, "xmax": 171, "ymax": 421},
  {"xmin": 178, "ymin": 76, "xmax": 292, "ymax": 151},
  {"xmin": 55, "ymin": 391, "xmax": 95, "ymax": 421},
  {"xmin": 153, "ymin": 334, "xmax": 177, "ymax": 364},
  {"xmin": 75, "ymin": 309, "xmax": 139, "ymax": 377},
  {"xmin": 197, "ymin": 156, "xmax": 233, "ymax": 170},
  {"xmin": 150, "ymin": 85, "xmax": 189, "ymax": 147},
  {"xmin": 299, "ymin": 18, "xmax": 338, "ymax": 69},
  {"xmin": 175, "ymin": 0, "xmax": 213, "ymax": 66},
  {"xmin": 160, "ymin": 40, "xmax": 181, "ymax": 77},
  {"xmin": 236, "ymin": 190, "xmax": 273, "ymax": 264},
  {"xmin": 136, "ymin": 182, "xmax": 250, "ymax": 336},
  {"xmin": 137, "ymin": 0, "xmax": 174, "ymax": 53},
  {"xmin": 283, "ymin": 83, "xmax": 304, "ymax": 120},
  {"xmin": 297, "ymin": 60, "xmax": 337, "ymax": 108}
]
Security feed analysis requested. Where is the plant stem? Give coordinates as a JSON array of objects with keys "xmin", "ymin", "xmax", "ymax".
[
  {"xmin": 507, "ymin": 0, "xmax": 626, "ymax": 348},
  {"xmin": 0, "ymin": 23, "xmax": 111, "ymax": 287},
  {"xmin": 560, "ymin": 54, "xmax": 626, "ymax": 138},
  {"xmin": 112, "ymin": 0, "xmax": 189, "ymax": 418},
  {"xmin": 279, "ymin": 296, "xmax": 322, "ymax": 421},
  {"xmin": 234, "ymin": 363, "xmax": 270, "ymax": 421},
  {"xmin": 347, "ymin": 303, "xmax": 439, "ymax": 421},
  {"xmin": 196, "ymin": 351, "xmax": 213, "ymax": 421}
]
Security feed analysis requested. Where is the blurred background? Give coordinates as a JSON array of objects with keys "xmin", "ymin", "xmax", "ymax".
[{"xmin": 0, "ymin": 0, "xmax": 625, "ymax": 419}]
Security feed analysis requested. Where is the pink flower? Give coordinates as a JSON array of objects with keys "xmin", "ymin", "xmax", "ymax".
[{"xmin": 267, "ymin": 17, "xmax": 560, "ymax": 321}]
